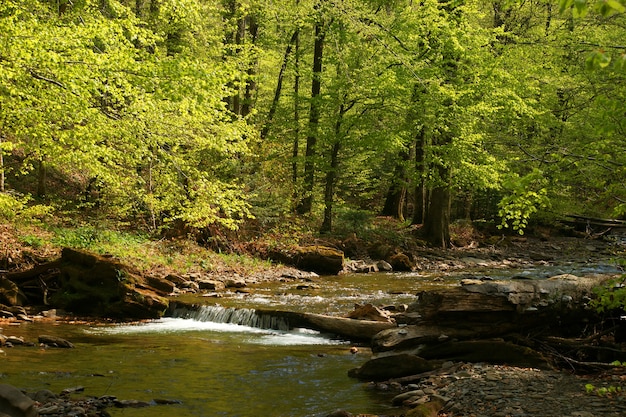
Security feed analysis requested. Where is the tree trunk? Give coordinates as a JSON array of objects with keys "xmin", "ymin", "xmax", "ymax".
[
  {"xmin": 381, "ymin": 150, "xmax": 409, "ymax": 221},
  {"xmin": 261, "ymin": 29, "xmax": 299, "ymax": 140},
  {"xmin": 241, "ymin": 15, "xmax": 258, "ymax": 118},
  {"xmin": 412, "ymin": 127, "xmax": 426, "ymax": 225},
  {"xmin": 297, "ymin": 9, "xmax": 325, "ymax": 215},
  {"xmin": 37, "ymin": 159, "xmax": 47, "ymax": 198},
  {"xmin": 0, "ymin": 133, "xmax": 5, "ymax": 193},
  {"xmin": 423, "ymin": 166, "xmax": 450, "ymax": 248},
  {"xmin": 320, "ymin": 101, "xmax": 348, "ymax": 234},
  {"xmin": 292, "ymin": 15, "xmax": 301, "ymax": 202}
]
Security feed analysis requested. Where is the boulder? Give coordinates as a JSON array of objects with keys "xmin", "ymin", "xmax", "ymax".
[
  {"xmin": 38, "ymin": 335, "xmax": 74, "ymax": 348},
  {"xmin": 348, "ymin": 353, "xmax": 434, "ymax": 381},
  {"xmin": 387, "ymin": 253, "xmax": 414, "ymax": 271},
  {"xmin": 0, "ymin": 384, "xmax": 38, "ymax": 417},
  {"xmin": 47, "ymin": 248, "xmax": 169, "ymax": 319},
  {"xmin": 0, "ymin": 277, "xmax": 21, "ymax": 306},
  {"xmin": 294, "ymin": 246, "xmax": 344, "ymax": 275}
]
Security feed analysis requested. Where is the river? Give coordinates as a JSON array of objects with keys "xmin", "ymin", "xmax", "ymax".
[{"xmin": 1, "ymin": 263, "xmax": 620, "ymax": 416}]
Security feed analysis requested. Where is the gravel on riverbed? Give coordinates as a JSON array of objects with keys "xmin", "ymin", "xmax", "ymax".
[{"xmin": 376, "ymin": 362, "xmax": 626, "ymax": 417}]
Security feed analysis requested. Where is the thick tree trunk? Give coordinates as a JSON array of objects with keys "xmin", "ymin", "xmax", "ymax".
[
  {"xmin": 423, "ymin": 168, "xmax": 450, "ymax": 248},
  {"xmin": 297, "ymin": 12, "xmax": 325, "ymax": 215},
  {"xmin": 381, "ymin": 150, "xmax": 409, "ymax": 221}
]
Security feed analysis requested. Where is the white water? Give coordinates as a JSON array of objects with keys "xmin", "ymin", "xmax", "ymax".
[{"xmin": 89, "ymin": 310, "xmax": 347, "ymax": 346}]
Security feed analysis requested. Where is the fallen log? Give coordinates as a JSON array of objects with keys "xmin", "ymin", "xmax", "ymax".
[{"xmin": 256, "ymin": 308, "xmax": 396, "ymax": 340}]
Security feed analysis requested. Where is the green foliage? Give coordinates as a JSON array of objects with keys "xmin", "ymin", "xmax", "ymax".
[
  {"xmin": 560, "ymin": 0, "xmax": 626, "ymax": 17},
  {"xmin": 585, "ymin": 382, "xmax": 623, "ymax": 397},
  {"xmin": 51, "ymin": 226, "xmax": 147, "ymax": 254},
  {"xmin": 498, "ymin": 170, "xmax": 550, "ymax": 234},
  {"xmin": 591, "ymin": 275, "xmax": 626, "ymax": 313},
  {"xmin": 0, "ymin": 193, "xmax": 53, "ymax": 223}
]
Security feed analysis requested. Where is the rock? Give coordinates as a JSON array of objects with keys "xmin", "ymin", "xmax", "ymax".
[
  {"xmin": 344, "ymin": 260, "xmax": 378, "ymax": 274},
  {"xmin": 224, "ymin": 278, "xmax": 246, "ymax": 289},
  {"xmin": 405, "ymin": 396, "xmax": 446, "ymax": 417},
  {"xmin": 376, "ymin": 260, "xmax": 393, "ymax": 272},
  {"xmin": 30, "ymin": 390, "xmax": 57, "ymax": 403},
  {"xmin": 143, "ymin": 275, "xmax": 175, "ymax": 295},
  {"xmin": 387, "ymin": 253, "xmax": 414, "ymax": 271},
  {"xmin": 345, "ymin": 303, "xmax": 392, "ymax": 322},
  {"xmin": 47, "ymin": 248, "xmax": 169, "ymax": 320},
  {"xmin": 295, "ymin": 246, "xmax": 345, "ymax": 275},
  {"xmin": 196, "ymin": 280, "xmax": 225, "ymax": 291},
  {"xmin": 0, "ymin": 384, "xmax": 38, "ymax": 417},
  {"xmin": 0, "ymin": 277, "xmax": 21, "ymax": 306},
  {"xmin": 420, "ymin": 340, "xmax": 549, "ymax": 368},
  {"xmin": 38, "ymin": 335, "xmax": 74, "ymax": 348},
  {"xmin": 348, "ymin": 353, "xmax": 434, "ymax": 381},
  {"xmin": 114, "ymin": 399, "xmax": 151, "ymax": 408},
  {"xmin": 5, "ymin": 336, "xmax": 24, "ymax": 346}
]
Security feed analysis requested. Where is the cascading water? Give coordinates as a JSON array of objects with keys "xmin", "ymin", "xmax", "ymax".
[{"xmin": 169, "ymin": 305, "xmax": 291, "ymax": 331}]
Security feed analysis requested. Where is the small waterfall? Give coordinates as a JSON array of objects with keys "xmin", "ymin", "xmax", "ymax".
[{"xmin": 170, "ymin": 305, "xmax": 291, "ymax": 331}]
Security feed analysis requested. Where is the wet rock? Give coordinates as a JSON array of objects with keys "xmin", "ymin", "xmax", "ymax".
[
  {"xmin": 38, "ymin": 335, "xmax": 74, "ymax": 348},
  {"xmin": 295, "ymin": 246, "xmax": 345, "ymax": 275},
  {"xmin": 346, "ymin": 303, "xmax": 392, "ymax": 322},
  {"xmin": 348, "ymin": 353, "xmax": 434, "ymax": 381},
  {"xmin": 196, "ymin": 279, "xmax": 225, "ymax": 291},
  {"xmin": 0, "ymin": 384, "xmax": 38, "ymax": 417},
  {"xmin": 114, "ymin": 399, "xmax": 151, "ymax": 408},
  {"xmin": 30, "ymin": 389, "xmax": 57, "ymax": 403},
  {"xmin": 344, "ymin": 260, "xmax": 379, "ymax": 274},
  {"xmin": 387, "ymin": 253, "xmax": 414, "ymax": 272}
]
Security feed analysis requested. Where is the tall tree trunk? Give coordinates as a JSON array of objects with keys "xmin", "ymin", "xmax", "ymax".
[
  {"xmin": 423, "ymin": 166, "xmax": 451, "ymax": 248},
  {"xmin": 412, "ymin": 127, "xmax": 426, "ymax": 225},
  {"xmin": 297, "ymin": 8, "xmax": 325, "ymax": 215},
  {"xmin": 261, "ymin": 29, "xmax": 299, "ymax": 140},
  {"xmin": 381, "ymin": 150, "xmax": 409, "ymax": 221},
  {"xmin": 37, "ymin": 159, "xmax": 47, "ymax": 198},
  {"xmin": 241, "ymin": 16, "xmax": 258, "ymax": 118},
  {"xmin": 0, "ymin": 133, "xmax": 5, "ymax": 193},
  {"xmin": 292, "ymin": 13, "xmax": 301, "ymax": 201},
  {"xmin": 320, "ymin": 140, "xmax": 341, "ymax": 234},
  {"xmin": 320, "ymin": 100, "xmax": 350, "ymax": 234}
]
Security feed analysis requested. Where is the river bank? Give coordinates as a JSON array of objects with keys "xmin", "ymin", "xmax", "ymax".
[{"xmin": 2, "ymin": 222, "xmax": 626, "ymax": 416}]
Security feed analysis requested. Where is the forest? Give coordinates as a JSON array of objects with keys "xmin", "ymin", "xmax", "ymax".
[{"xmin": 0, "ymin": 0, "xmax": 625, "ymax": 248}]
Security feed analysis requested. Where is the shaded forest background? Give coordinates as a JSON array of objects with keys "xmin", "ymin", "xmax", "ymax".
[{"xmin": 1, "ymin": 0, "xmax": 625, "ymax": 249}]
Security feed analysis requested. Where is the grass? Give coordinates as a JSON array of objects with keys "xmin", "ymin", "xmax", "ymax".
[{"xmin": 4, "ymin": 221, "xmax": 276, "ymax": 276}]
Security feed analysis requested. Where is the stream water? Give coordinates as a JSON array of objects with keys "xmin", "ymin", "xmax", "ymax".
[{"xmin": 1, "ymin": 262, "xmax": 621, "ymax": 416}]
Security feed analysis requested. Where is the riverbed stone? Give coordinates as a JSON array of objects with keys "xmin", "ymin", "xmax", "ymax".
[
  {"xmin": 348, "ymin": 353, "xmax": 434, "ymax": 381},
  {"xmin": 0, "ymin": 384, "xmax": 38, "ymax": 417}
]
